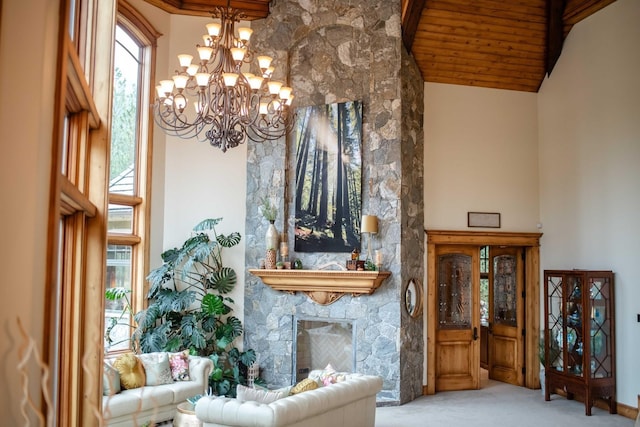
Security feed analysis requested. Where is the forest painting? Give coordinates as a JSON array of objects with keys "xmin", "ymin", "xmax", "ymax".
[{"xmin": 294, "ymin": 101, "xmax": 363, "ymax": 253}]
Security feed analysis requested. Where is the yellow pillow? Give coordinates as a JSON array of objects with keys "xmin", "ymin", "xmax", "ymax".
[
  {"xmin": 290, "ymin": 377, "xmax": 318, "ymax": 395},
  {"xmin": 113, "ymin": 353, "xmax": 146, "ymax": 390}
]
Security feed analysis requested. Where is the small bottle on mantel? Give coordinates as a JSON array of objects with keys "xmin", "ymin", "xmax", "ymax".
[{"xmin": 351, "ymin": 247, "xmax": 360, "ymax": 260}]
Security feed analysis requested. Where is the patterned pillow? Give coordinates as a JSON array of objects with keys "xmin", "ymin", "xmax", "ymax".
[
  {"xmin": 290, "ymin": 377, "xmax": 318, "ymax": 394},
  {"xmin": 168, "ymin": 350, "xmax": 191, "ymax": 381},
  {"xmin": 138, "ymin": 352, "xmax": 173, "ymax": 386},
  {"xmin": 308, "ymin": 363, "xmax": 348, "ymax": 386},
  {"xmin": 103, "ymin": 362, "xmax": 121, "ymax": 396},
  {"xmin": 112, "ymin": 353, "xmax": 146, "ymax": 390},
  {"xmin": 236, "ymin": 384, "xmax": 287, "ymax": 404}
]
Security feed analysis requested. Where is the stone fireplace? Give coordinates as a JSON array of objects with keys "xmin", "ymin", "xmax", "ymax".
[{"xmin": 243, "ymin": 0, "xmax": 424, "ymax": 405}]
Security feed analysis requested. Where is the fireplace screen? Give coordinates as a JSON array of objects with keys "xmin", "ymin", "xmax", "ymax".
[{"xmin": 293, "ymin": 317, "xmax": 355, "ymax": 382}]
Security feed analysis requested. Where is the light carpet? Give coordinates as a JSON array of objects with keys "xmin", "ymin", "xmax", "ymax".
[{"xmin": 376, "ymin": 379, "xmax": 634, "ymax": 427}]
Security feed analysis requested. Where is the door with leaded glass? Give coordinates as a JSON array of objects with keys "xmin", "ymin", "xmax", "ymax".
[{"xmin": 435, "ymin": 245, "xmax": 480, "ymax": 391}]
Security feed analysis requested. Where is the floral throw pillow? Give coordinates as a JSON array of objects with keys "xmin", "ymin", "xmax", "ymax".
[
  {"xmin": 168, "ymin": 350, "xmax": 191, "ymax": 381},
  {"xmin": 138, "ymin": 352, "xmax": 173, "ymax": 386}
]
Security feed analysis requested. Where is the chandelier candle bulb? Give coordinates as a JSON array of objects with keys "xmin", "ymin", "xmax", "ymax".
[
  {"xmin": 178, "ymin": 54, "xmax": 193, "ymax": 67},
  {"xmin": 172, "ymin": 74, "xmax": 189, "ymax": 89},
  {"xmin": 268, "ymin": 81, "xmax": 283, "ymax": 95},
  {"xmin": 195, "ymin": 73, "xmax": 210, "ymax": 87},
  {"xmin": 279, "ymin": 86, "xmax": 292, "ymax": 100},
  {"xmin": 259, "ymin": 102, "xmax": 268, "ymax": 115},
  {"xmin": 197, "ymin": 46, "xmax": 214, "ymax": 61},
  {"xmin": 159, "ymin": 79, "xmax": 174, "ymax": 94},
  {"xmin": 237, "ymin": 27, "xmax": 253, "ymax": 41},
  {"xmin": 249, "ymin": 76, "xmax": 263, "ymax": 90},
  {"xmin": 223, "ymin": 73, "xmax": 238, "ymax": 87},
  {"xmin": 230, "ymin": 47, "xmax": 246, "ymax": 62},
  {"xmin": 186, "ymin": 64, "xmax": 199, "ymax": 76},
  {"xmin": 206, "ymin": 22, "xmax": 221, "ymax": 37},
  {"xmin": 257, "ymin": 55, "xmax": 272, "ymax": 70}
]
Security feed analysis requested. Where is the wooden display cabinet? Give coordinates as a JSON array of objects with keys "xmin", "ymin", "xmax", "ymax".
[{"xmin": 543, "ymin": 270, "xmax": 616, "ymax": 415}]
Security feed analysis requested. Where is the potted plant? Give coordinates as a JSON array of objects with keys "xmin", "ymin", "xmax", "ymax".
[{"xmin": 108, "ymin": 218, "xmax": 257, "ymax": 397}]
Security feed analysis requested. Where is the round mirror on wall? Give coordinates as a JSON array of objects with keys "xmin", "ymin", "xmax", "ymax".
[{"xmin": 405, "ymin": 278, "xmax": 423, "ymax": 318}]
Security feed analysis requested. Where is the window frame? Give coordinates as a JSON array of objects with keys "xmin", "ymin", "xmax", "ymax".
[{"xmin": 105, "ymin": 4, "xmax": 159, "ymax": 354}]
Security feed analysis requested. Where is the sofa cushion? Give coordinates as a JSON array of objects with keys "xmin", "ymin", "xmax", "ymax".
[
  {"xmin": 290, "ymin": 377, "xmax": 318, "ymax": 394},
  {"xmin": 169, "ymin": 350, "xmax": 191, "ymax": 381},
  {"xmin": 237, "ymin": 384, "xmax": 287, "ymax": 404},
  {"xmin": 113, "ymin": 353, "xmax": 146, "ymax": 390},
  {"xmin": 103, "ymin": 385, "xmax": 175, "ymax": 418},
  {"xmin": 103, "ymin": 362, "xmax": 121, "ymax": 396},
  {"xmin": 138, "ymin": 352, "xmax": 173, "ymax": 386}
]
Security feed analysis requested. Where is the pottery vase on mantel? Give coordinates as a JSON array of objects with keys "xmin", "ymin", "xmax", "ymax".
[
  {"xmin": 265, "ymin": 221, "xmax": 279, "ymax": 252},
  {"xmin": 265, "ymin": 248, "xmax": 277, "ymax": 269}
]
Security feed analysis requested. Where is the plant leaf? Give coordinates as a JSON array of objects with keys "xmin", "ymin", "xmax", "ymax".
[
  {"xmin": 207, "ymin": 267, "xmax": 237, "ymax": 294},
  {"xmin": 105, "ymin": 287, "xmax": 130, "ymax": 300},
  {"xmin": 193, "ymin": 218, "xmax": 222, "ymax": 232},
  {"xmin": 239, "ymin": 349, "xmax": 256, "ymax": 367},
  {"xmin": 201, "ymin": 294, "xmax": 225, "ymax": 315},
  {"xmin": 217, "ymin": 232, "xmax": 241, "ymax": 248}
]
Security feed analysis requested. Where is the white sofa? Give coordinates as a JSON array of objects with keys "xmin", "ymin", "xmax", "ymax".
[
  {"xmin": 102, "ymin": 353, "xmax": 213, "ymax": 427},
  {"xmin": 194, "ymin": 374, "xmax": 383, "ymax": 427}
]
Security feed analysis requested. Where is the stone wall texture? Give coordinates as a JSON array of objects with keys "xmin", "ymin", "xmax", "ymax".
[{"xmin": 243, "ymin": 0, "xmax": 424, "ymax": 404}]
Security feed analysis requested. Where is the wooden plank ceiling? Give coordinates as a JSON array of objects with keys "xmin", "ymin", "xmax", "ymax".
[
  {"xmin": 145, "ymin": 0, "xmax": 617, "ymax": 92},
  {"xmin": 403, "ymin": 0, "xmax": 617, "ymax": 92}
]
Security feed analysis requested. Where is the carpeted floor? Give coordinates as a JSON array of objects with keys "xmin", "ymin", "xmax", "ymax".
[{"xmin": 376, "ymin": 379, "xmax": 634, "ymax": 427}]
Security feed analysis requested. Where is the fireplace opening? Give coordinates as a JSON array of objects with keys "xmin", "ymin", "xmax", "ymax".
[{"xmin": 293, "ymin": 317, "xmax": 355, "ymax": 382}]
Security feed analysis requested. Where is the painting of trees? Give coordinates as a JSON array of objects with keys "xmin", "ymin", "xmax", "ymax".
[{"xmin": 294, "ymin": 101, "xmax": 362, "ymax": 252}]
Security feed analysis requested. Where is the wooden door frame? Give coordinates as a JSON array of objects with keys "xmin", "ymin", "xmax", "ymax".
[{"xmin": 426, "ymin": 230, "xmax": 542, "ymax": 395}]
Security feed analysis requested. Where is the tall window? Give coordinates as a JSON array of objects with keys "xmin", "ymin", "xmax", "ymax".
[
  {"xmin": 48, "ymin": 1, "xmax": 157, "ymax": 424},
  {"xmin": 104, "ymin": 5, "xmax": 158, "ymax": 354},
  {"xmin": 51, "ymin": 0, "xmax": 115, "ymax": 424}
]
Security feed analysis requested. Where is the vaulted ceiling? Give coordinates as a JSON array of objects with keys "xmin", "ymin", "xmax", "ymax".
[{"xmin": 144, "ymin": 0, "xmax": 617, "ymax": 92}]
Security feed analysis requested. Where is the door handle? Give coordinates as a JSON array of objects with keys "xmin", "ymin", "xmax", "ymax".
[{"xmin": 473, "ymin": 327, "xmax": 478, "ymax": 341}]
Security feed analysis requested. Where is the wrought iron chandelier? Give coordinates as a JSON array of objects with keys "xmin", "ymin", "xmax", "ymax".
[{"xmin": 153, "ymin": 7, "xmax": 294, "ymax": 152}]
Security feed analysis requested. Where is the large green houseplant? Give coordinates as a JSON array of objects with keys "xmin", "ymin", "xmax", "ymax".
[{"xmin": 107, "ymin": 218, "xmax": 256, "ymax": 397}]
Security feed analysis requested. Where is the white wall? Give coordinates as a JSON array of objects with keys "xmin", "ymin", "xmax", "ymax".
[
  {"xmin": 0, "ymin": 0, "xmax": 60, "ymax": 424},
  {"xmin": 154, "ymin": 12, "xmax": 249, "ymax": 325},
  {"xmin": 538, "ymin": 0, "xmax": 640, "ymax": 408},
  {"xmin": 424, "ymin": 83, "xmax": 540, "ymax": 232}
]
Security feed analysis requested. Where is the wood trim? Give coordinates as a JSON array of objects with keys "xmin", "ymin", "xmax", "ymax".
[
  {"xmin": 108, "ymin": 193, "xmax": 143, "ymax": 206},
  {"xmin": 402, "ymin": 0, "xmax": 427, "ymax": 52},
  {"xmin": 425, "ymin": 230, "xmax": 542, "ymax": 394},
  {"xmin": 119, "ymin": 0, "xmax": 163, "ymax": 45},
  {"xmin": 60, "ymin": 175, "xmax": 97, "ymax": 217},
  {"xmin": 107, "ymin": 234, "xmax": 142, "ymax": 245},
  {"xmin": 66, "ymin": 37, "xmax": 100, "ymax": 129},
  {"xmin": 426, "ymin": 230, "xmax": 542, "ymax": 246}
]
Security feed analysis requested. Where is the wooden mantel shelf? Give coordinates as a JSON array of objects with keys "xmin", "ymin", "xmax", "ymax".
[{"xmin": 248, "ymin": 269, "xmax": 391, "ymax": 305}]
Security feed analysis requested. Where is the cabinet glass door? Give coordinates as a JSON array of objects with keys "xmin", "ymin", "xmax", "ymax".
[
  {"xmin": 546, "ymin": 274, "xmax": 564, "ymax": 371},
  {"xmin": 589, "ymin": 276, "xmax": 613, "ymax": 378},
  {"xmin": 565, "ymin": 276, "xmax": 584, "ymax": 377}
]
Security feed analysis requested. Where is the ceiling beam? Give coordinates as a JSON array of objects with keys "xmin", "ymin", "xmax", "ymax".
[
  {"xmin": 402, "ymin": 0, "xmax": 427, "ymax": 52},
  {"xmin": 546, "ymin": 0, "xmax": 566, "ymax": 76}
]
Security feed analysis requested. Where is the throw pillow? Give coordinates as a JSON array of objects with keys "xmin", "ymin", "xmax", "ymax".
[
  {"xmin": 112, "ymin": 353, "xmax": 146, "ymax": 390},
  {"xmin": 236, "ymin": 384, "xmax": 287, "ymax": 404},
  {"xmin": 103, "ymin": 362, "xmax": 121, "ymax": 396},
  {"xmin": 168, "ymin": 350, "xmax": 191, "ymax": 381},
  {"xmin": 308, "ymin": 363, "xmax": 348, "ymax": 386},
  {"xmin": 137, "ymin": 352, "xmax": 173, "ymax": 386},
  {"xmin": 290, "ymin": 377, "xmax": 318, "ymax": 394}
]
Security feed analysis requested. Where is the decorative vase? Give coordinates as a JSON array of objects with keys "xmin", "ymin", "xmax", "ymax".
[
  {"xmin": 265, "ymin": 221, "xmax": 279, "ymax": 252},
  {"xmin": 265, "ymin": 248, "xmax": 277, "ymax": 269}
]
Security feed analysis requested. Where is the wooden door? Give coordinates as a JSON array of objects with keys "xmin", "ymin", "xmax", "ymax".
[
  {"xmin": 488, "ymin": 246, "xmax": 524, "ymax": 386},
  {"xmin": 435, "ymin": 245, "xmax": 480, "ymax": 391}
]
